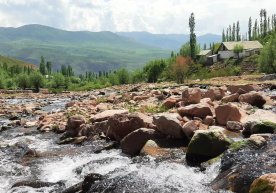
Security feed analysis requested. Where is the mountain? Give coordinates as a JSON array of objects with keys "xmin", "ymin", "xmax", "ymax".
[
  {"xmin": 117, "ymin": 32, "xmax": 221, "ymax": 50},
  {"xmin": 0, "ymin": 24, "xmax": 169, "ymax": 74},
  {"xmin": 0, "ymin": 54, "xmax": 36, "ymax": 68}
]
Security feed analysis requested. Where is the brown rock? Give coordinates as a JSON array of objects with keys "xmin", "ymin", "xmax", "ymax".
[
  {"xmin": 239, "ymin": 92, "xmax": 266, "ymax": 108},
  {"xmin": 182, "ymin": 88, "xmax": 202, "ymax": 105},
  {"xmin": 226, "ymin": 121, "xmax": 243, "ymax": 132},
  {"xmin": 203, "ymin": 115, "xmax": 215, "ymax": 126},
  {"xmin": 133, "ymin": 95, "xmax": 150, "ymax": 101},
  {"xmin": 65, "ymin": 115, "xmax": 86, "ymax": 137},
  {"xmin": 106, "ymin": 113, "xmax": 145, "ymax": 141},
  {"xmin": 177, "ymin": 103, "xmax": 213, "ymax": 119},
  {"xmin": 228, "ymin": 84, "xmax": 260, "ymax": 94},
  {"xmin": 163, "ymin": 97, "xmax": 177, "ymax": 109},
  {"xmin": 215, "ymin": 104, "xmax": 242, "ymax": 125},
  {"xmin": 182, "ymin": 121, "xmax": 198, "ymax": 139},
  {"xmin": 153, "ymin": 113, "xmax": 185, "ymax": 139},
  {"xmin": 91, "ymin": 109, "xmax": 128, "ymax": 123},
  {"xmin": 121, "ymin": 128, "xmax": 160, "ymax": 156},
  {"xmin": 204, "ymin": 87, "xmax": 225, "ymax": 101},
  {"xmin": 222, "ymin": 93, "xmax": 239, "ymax": 103},
  {"xmin": 140, "ymin": 140, "xmax": 170, "ymax": 157}
]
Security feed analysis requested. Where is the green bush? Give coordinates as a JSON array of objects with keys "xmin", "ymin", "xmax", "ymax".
[{"xmin": 30, "ymin": 71, "xmax": 44, "ymax": 92}]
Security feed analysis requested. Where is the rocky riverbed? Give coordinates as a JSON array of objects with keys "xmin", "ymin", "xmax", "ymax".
[{"xmin": 0, "ymin": 81, "xmax": 276, "ymax": 193}]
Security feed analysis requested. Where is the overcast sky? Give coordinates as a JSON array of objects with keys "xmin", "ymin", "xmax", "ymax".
[{"xmin": 0, "ymin": 0, "xmax": 275, "ymax": 35}]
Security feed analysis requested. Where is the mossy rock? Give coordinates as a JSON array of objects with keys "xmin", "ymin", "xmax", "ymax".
[
  {"xmin": 186, "ymin": 129, "xmax": 233, "ymax": 165},
  {"xmin": 229, "ymin": 140, "xmax": 250, "ymax": 151},
  {"xmin": 249, "ymin": 178, "xmax": 274, "ymax": 193},
  {"xmin": 252, "ymin": 121, "xmax": 276, "ymax": 134}
]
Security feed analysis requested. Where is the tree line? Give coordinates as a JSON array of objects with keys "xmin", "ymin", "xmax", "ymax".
[{"xmin": 222, "ymin": 9, "xmax": 276, "ymax": 42}]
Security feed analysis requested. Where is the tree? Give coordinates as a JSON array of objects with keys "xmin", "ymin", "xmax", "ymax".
[
  {"xmin": 263, "ymin": 9, "xmax": 267, "ymax": 36},
  {"xmin": 232, "ymin": 23, "xmax": 236, "ymax": 41},
  {"xmin": 17, "ymin": 74, "xmax": 30, "ymax": 90},
  {"xmin": 226, "ymin": 28, "xmax": 229, "ymax": 42},
  {"xmin": 248, "ymin": 17, "xmax": 252, "ymax": 40},
  {"xmin": 222, "ymin": 29, "xmax": 226, "ymax": 42},
  {"xmin": 229, "ymin": 25, "xmax": 232, "ymax": 41},
  {"xmin": 233, "ymin": 44, "xmax": 244, "ymax": 60},
  {"xmin": 46, "ymin": 61, "xmax": 52, "ymax": 75},
  {"xmin": 30, "ymin": 71, "xmax": 44, "ymax": 92},
  {"xmin": 189, "ymin": 13, "xmax": 197, "ymax": 60},
  {"xmin": 236, "ymin": 21, "xmax": 241, "ymax": 41},
  {"xmin": 52, "ymin": 73, "xmax": 65, "ymax": 88},
  {"xmin": 259, "ymin": 33, "xmax": 276, "ymax": 73},
  {"xmin": 116, "ymin": 68, "xmax": 130, "ymax": 84},
  {"xmin": 203, "ymin": 43, "xmax": 207, "ymax": 50},
  {"xmin": 39, "ymin": 56, "xmax": 46, "ymax": 75},
  {"xmin": 143, "ymin": 59, "xmax": 166, "ymax": 83},
  {"xmin": 253, "ymin": 19, "xmax": 258, "ymax": 39},
  {"xmin": 172, "ymin": 56, "xmax": 191, "ymax": 83}
]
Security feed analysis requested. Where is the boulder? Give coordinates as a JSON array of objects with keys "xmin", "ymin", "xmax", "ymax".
[
  {"xmin": 221, "ymin": 93, "xmax": 239, "ymax": 103},
  {"xmin": 203, "ymin": 116, "xmax": 215, "ymax": 126},
  {"xmin": 215, "ymin": 104, "xmax": 242, "ymax": 125},
  {"xmin": 239, "ymin": 92, "xmax": 266, "ymax": 108},
  {"xmin": 91, "ymin": 109, "xmax": 128, "ymax": 123},
  {"xmin": 242, "ymin": 121, "xmax": 276, "ymax": 137},
  {"xmin": 227, "ymin": 84, "xmax": 260, "ymax": 94},
  {"xmin": 153, "ymin": 113, "xmax": 184, "ymax": 138},
  {"xmin": 249, "ymin": 173, "xmax": 276, "ymax": 193},
  {"xmin": 121, "ymin": 128, "xmax": 159, "ymax": 156},
  {"xmin": 186, "ymin": 128, "xmax": 232, "ymax": 165},
  {"xmin": 204, "ymin": 87, "xmax": 225, "ymax": 101},
  {"xmin": 106, "ymin": 114, "xmax": 145, "ymax": 141},
  {"xmin": 140, "ymin": 140, "xmax": 170, "ymax": 157},
  {"xmin": 182, "ymin": 121, "xmax": 198, "ymax": 139},
  {"xmin": 177, "ymin": 103, "xmax": 213, "ymax": 119},
  {"xmin": 162, "ymin": 97, "xmax": 177, "ymax": 109},
  {"xmin": 226, "ymin": 121, "xmax": 243, "ymax": 132},
  {"xmin": 211, "ymin": 135, "xmax": 276, "ymax": 193},
  {"xmin": 182, "ymin": 88, "xmax": 202, "ymax": 105},
  {"xmin": 65, "ymin": 115, "xmax": 86, "ymax": 137}
]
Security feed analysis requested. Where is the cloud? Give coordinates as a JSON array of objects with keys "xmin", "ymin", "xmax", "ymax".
[{"xmin": 0, "ymin": 0, "xmax": 275, "ymax": 35}]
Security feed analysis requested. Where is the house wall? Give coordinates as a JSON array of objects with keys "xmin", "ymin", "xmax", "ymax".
[{"xmin": 218, "ymin": 51, "xmax": 235, "ymax": 59}]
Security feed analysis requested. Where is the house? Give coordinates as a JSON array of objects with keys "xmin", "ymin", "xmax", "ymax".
[
  {"xmin": 197, "ymin": 49, "xmax": 218, "ymax": 65},
  {"xmin": 217, "ymin": 41, "xmax": 263, "ymax": 59}
]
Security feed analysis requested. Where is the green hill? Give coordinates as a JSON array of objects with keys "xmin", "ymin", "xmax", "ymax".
[
  {"xmin": 0, "ymin": 54, "xmax": 36, "ymax": 68},
  {"xmin": 0, "ymin": 24, "xmax": 169, "ymax": 74}
]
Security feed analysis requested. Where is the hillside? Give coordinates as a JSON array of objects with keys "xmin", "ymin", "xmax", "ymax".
[
  {"xmin": 0, "ymin": 55, "xmax": 36, "ymax": 68},
  {"xmin": 0, "ymin": 24, "xmax": 169, "ymax": 74},
  {"xmin": 117, "ymin": 32, "xmax": 221, "ymax": 50}
]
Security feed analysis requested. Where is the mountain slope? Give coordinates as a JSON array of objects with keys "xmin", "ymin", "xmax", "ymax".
[
  {"xmin": 117, "ymin": 32, "xmax": 221, "ymax": 50},
  {"xmin": 0, "ymin": 25, "xmax": 169, "ymax": 74},
  {"xmin": 0, "ymin": 54, "xmax": 36, "ymax": 68}
]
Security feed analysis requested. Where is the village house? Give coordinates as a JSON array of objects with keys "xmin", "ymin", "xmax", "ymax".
[
  {"xmin": 197, "ymin": 49, "xmax": 218, "ymax": 65},
  {"xmin": 217, "ymin": 41, "xmax": 263, "ymax": 59}
]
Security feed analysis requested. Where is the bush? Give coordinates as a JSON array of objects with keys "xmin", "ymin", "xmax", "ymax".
[
  {"xmin": 17, "ymin": 74, "xmax": 30, "ymax": 89},
  {"xmin": 30, "ymin": 71, "xmax": 44, "ymax": 92},
  {"xmin": 259, "ymin": 33, "xmax": 276, "ymax": 73}
]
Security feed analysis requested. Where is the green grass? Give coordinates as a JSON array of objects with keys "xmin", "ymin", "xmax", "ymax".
[{"xmin": 0, "ymin": 55, "xmax": 35, "ymax": 68}]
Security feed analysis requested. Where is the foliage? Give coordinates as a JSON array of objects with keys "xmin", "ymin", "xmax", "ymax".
[
  {"xmin": 171, "ymin": 56, "xmax": 191, "ymax": 83},
  {"xmin": 17, "ymin": 74, "xmax": 30, "ymax": 89},
  {"xmin": 52, "ymin": 73, "xmax": 66, "ymax": 89},
  {"xmin": 116, "ymin": 68, "xmax": 130, "ymax": 84},
  {"xmin": 233, "ymin": 44, "xmax": 244, "ymax": 59},
  {"xmin": 30, "ymin": 71, "xmax": 44, "ymax": 92},
  {"xmin": 259, "ymin": 33, "xmax": 276, "ymax": 73},
  {"xmin": 189, "ymin": 13, "xmax": 197, "ymax": 60},
  {"xmin": 143, "ymin": 59, "xmax": 166, "ymax": 83}
]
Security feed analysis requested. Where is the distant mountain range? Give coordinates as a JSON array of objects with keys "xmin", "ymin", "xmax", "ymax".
[
  {"xmin": 0, "ymin": 24, "xmax": 221, "ymax": 73},
  {"xmin": 117, "ymin": 32, "xmax": 221, "ymax": 50}
]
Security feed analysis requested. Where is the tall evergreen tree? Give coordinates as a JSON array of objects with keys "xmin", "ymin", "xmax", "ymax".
[
  {"xmin": 229, "ymin": 25, "xmax": 232, "ymax": 41},
  {"xmin": 203, "ymin": 43, "xmax": 207, "ymax": 50},
  {"xmin": 39, "ymin": 56, "xmax": 46, "ymax": 75},
  {"xmin": 232, "ymin": 23, "xmax": 236, "ymax": 41},
  {"xmin": 226, "ymin": 28, "xmax": 229, "ymax": 42},
  {"xmin": 248, "ymin": 17, "xmax": 252, "ymax": 40},
  {"xmin": 253, "ymin": 19, "xmax": 258, "ymax": 39},
  {"xmin": 263, "ymin": 9, "xmax": 267, "ymax": 36},
  {"xmin": 236, "ymin": 21, "xmax": 240, "ymax": 41},
  {"xmin": 260, "ymin": 9, "xmax": 264, "ymax": 36},
  {"xmin": 46, "ymin": 61, "xmax": 52, "ymax": 75},
  {"xmin": 189, "ymin": 13, "xmax": 196, "ymax": 60},
  {"xmin": 222, "ymin": 29, "xmax": 226, "ymax": 42}
]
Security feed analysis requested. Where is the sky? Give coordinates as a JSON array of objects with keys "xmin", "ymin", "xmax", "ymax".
[{"xmin": 0, "ymin": 0, "xmax": 275, "ymax": 35}]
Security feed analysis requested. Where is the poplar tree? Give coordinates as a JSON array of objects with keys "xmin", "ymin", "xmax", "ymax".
[
  {"xmin": 248, "ymin": 17, "xmax": 252, "ymax": 40},
  {"xmin": 222, "ymin": 29, "xmax": 226, "ymax": 42},
  {"xmin": 236, "ymin": 21, "xmax": 240, "ymax": 41},
  {"xmin": 39, "ymin": 56, "xmax": 46, "ymax": 75},
  {"xmin": 189, "ymin": 13, "xmax": 196, "ymax": 60}
]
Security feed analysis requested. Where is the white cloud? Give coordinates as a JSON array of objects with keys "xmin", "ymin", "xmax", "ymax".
[{"xmin": 0, "ymin": 0, "xmax": 275, "ymax": 35}]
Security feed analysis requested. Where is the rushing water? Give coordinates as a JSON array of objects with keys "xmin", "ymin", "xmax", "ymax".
[{"xmin": 0, "ymin": 97, "xmax": 231, "ymax": 193}]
